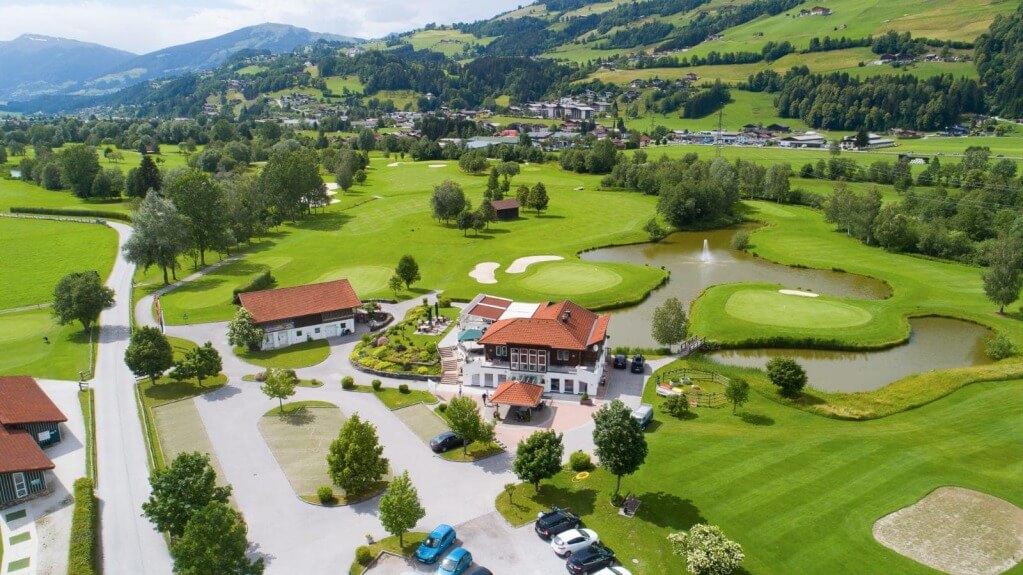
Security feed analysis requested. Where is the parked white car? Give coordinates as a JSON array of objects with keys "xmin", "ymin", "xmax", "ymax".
[
  {"xmin": 550, "ymin": 528, "xmax": 599, "ymax": 557},
  {"xmin": 594, "ymin": 566, "xmax": 632, "ymax": 575}
]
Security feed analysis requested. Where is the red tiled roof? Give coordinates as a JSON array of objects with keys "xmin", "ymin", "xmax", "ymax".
[
  {"xmin": 480, "ymin": 296, "xmax": 512, "ymax": 308},
  {"xmin": 467, "ymin": 303, "xmax": 506, "ymax": 321},
  {"xmin": 490, "ymin": 381, "xmax": 545, "ymax": 407},
  {"xmin": 238, "ymin": 279, "xmax": 362, "ymax": 325},
  {"xmin": 490, "ymin": 199, "xmax": 520, "ymax": 211},
  {"xmin": 479, "ymin": 300, "xmax": 610, "ymax": 351},
  {"xmin": 0, "ymin": 426, "xmax": 54, "ymax": 473},
  {"xmin": 0, "ymin": 376, "xmax": 67, "ymax": 425}
]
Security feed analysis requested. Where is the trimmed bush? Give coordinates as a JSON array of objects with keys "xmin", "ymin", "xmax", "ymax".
[
  {"xmin": 663, "ymin": 393, "xmax": 690, "ymax": 417},
  {"xmin": 986, "ymin": 333, "xmax": 1017, "ymax": 360},
  {"xmin": 355, "ymin": 545, "xmax": 374, "ymax": 566},
  {"xmin": 730, "ymin": 230, "xmax": 750, "ymax": 250},
  {"xmin": 398, "ymin": 383, "xmax": 410, "ymax": 394},
  {"xmin": 569, "ymin": 450, "xmax": 593, "ymax": 472},
  {"xmin": 232, "ymin": 270, "xmax": 275, "ymax": 304},
  {"xmin": 437, "ymin": 403, "xmax": 447, "ymax": 413},
  {"xmin": 67, "ymin": 477, "xmax": 99, "ymax": 575},
  {"xmin": 341, "ymin": 376, "xmax": 355, "ymax": 390},
  {"xmin": 11, "ymin": 206, "xmax": 131, "ymax": 222},
  {"xmin": 317, "ymin": 485, "xmax": 334, "ymax": 504},
  {"xmin": 372, "ymin": 379, "xmax": 383, "ymax": 391}
]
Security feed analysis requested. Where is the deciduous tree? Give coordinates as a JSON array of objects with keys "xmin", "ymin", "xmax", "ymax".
[
  {"xmin": 166, "ymin": 169, "xmax": 233, "ymax": 266},
  {"xmin": 260, "ymin": 367, "xmax": 297, "ymax": 413},
  {"xmin": 527, "ymin": 182, "xmax": 549, "ymax": 215},
  {"xmin": 395, "ymin": 255, "xmax": 421, "ymax": 290},
  {"xmin": 983, "ymin": 237, "xmax": 1023, "ymax": 314},
  {"xmin": 513, "ymin": 430, "xmax": 564, "ymax": 493},
  {"xmin": 766, "ymin": 357, "xmax": 807, "ymax": 398},
  {"xmin": 227, "ymin": 308, "xmax": 264, "ymax": 351},
  {"xmin": 430, "ymin": 180, "xmax": 467, "ymax": 223},
  {"xmin": 122, "ymin": 192, "xmax": 191, "ymax": 285},
  {"xmin": 52, "ymin": 271, "xmax": 114, "ymax": 331},
  {"xmin": 125, "ymin": 326, "xmax": 174, "ymax": 384},
  {"xmin": 592, "ymin": 400, "xmax": 647, "ymax": 499},
  {"xmin": 59, "ymin": 144, "xmax": 100, "ymax": 198},
  {"xmin": 171, "ymin": 501, "xmax": 264, "ymax": 575},
  {"xmin": 378, "ymin": 471, "xmax": 424, "ymax": 547},
  {"xmin": 724, "ymin": 378, "xmax": 750, "ymax": 414},
  {"xmin": 142, "ymin": 452, "xmax": 232, "ymax": 539},
  {"xmin": 327, "ymin": 414, "xmax": 389, "ymax": 496},
  {"xmin": 181, "ymin": 342, "xmax": 222, "ymax": 387},
  {"xmin": 667, "ymin": 524, "xmax": 744, "ymax": 575},
  {"xmin": 446, "ymin": 396, "xmax": 495, "ymax": 456},
  {"xmin": 651, "ymin": 297, "xmax": 687, "ymax": 351}
]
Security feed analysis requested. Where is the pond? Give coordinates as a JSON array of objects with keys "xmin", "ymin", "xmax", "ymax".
[
  {"xmin": 710, "ymin": 317, "xmax": 991, "ymax": 392},
  {"xmin": 583, "ymin": 230, "xmax": 991, "ymax": 391},
  {"xmin": 582, "ymin": 227, "xmax": 891, "ymax": 348}
]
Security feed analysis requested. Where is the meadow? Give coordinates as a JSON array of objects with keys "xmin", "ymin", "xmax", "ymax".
[{"xmin": 498, "ymin": 371, "xmax": 1023, "ymax": 574}]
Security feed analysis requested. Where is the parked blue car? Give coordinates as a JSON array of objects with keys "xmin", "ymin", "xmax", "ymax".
[
  {"xmin": 416, "ymin": 524, "xmax": 457, "ymax": 564},
  {"xmin": 435, "ymin": 547, "xmax": 473, "ymax": 575}
]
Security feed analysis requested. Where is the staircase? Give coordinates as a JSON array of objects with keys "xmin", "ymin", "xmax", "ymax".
[{"xmin": 439, "ymin": 346, "xmax": 460, "ymax": 385}]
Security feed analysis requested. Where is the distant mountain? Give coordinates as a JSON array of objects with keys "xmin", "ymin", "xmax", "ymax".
[
  {"xmin": 0, "ymin": 34, "xmax": 136, "ymax": 100},
  {"xmin": 1, "ymin": 23, "xmax": 361, "ymax": 101}
]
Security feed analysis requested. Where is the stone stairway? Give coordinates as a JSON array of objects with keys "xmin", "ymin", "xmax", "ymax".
[{"xmin": 439, "ymin": 346, "xmax": 460, "ymax": 385}]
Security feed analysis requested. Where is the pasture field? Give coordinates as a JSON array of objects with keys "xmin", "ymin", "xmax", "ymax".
[
  {"xmin": 137, "ymin": 158, "xmax": 667, "ymax": 325},
  {"xmin": 322, "ymin": 75, "xmax": 364, "ymax": 94},
  {"xmin": 497, "ymin": 372, "xmax": 1023, "ymax": 574},
  {"xmin": 404, "ymin": 29, "xmax": 494, "ymax": 58},
  {"xmin": 0, "ymin": 218, "xmax": 118, "ymax": 309}
]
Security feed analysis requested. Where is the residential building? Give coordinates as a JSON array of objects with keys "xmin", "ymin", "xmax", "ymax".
[
  {"xmin": 841, "ymin": 132, "xmax": 896, "ymax": 150},
  {"xmin": 238, "ymin": 279, "xmax": 362, "ymax": 350},
  {"xmin": 461, "ymin": 300, "xmax": 611, "ymax": 396},
  {"xmin": 0, "ymin": 376, "xmax": 67, "ymax": 507}
]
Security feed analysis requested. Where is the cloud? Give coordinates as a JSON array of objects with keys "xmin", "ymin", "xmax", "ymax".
[{"xmin": 0, "ymin": 0, "xmax": 524, "ymax": 53}]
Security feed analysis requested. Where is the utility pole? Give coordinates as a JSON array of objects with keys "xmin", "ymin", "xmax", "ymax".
[{"xmin": 716, "ymin": 106, "xmax": 724, "ymax": 157}]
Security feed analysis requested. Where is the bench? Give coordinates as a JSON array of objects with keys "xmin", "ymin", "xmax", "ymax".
[{"xmin": 620, "ymin": 493, "xmax": 642, "ymax": 517}]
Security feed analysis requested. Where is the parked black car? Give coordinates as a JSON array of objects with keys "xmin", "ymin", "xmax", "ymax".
[
  {"xmin": 612, "ymin": 354, "xmax": 627, "ymax": 369},
  {"xmin": 630, "ymin": 354, "xmax": 645, "ymax": 373},
  {"xmin": 535, "ymin": 507, "xmax": 581, "ymax": 540},
  {"xmin": 464, "ymin": 567, "xmax": 493, "ymax": 575},
  {"xmin": 429, "ymin": 431, "xmax": 468, "ymax": 453},
  {"xmin": 566, "ymin": 542, "xmax": 616, "ymax": 574}
]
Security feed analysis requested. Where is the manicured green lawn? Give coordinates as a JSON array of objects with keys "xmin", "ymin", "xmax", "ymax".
[
  {"xmin": 150, "ymin": 159, "xmax": 667, "ymax": 325},
  {"xmin": 234, "ymin": 339, "xmax": 331, "ymax": 369},
  {"xmin": 0, "ymin": 177, "xmax": 135, "ymax": 216},
  {"xmin": 518, "ymin": 262, "xmax": 623, "ymax": 295},
  {"xmin": 347, "ymin": 532, "xmax": 427, "ymax": 575},
  {"xmin": 264, "ymin": 400, "xmax": 338, "ymax": 416},
  {"xmin": 351, "ymin": 385, "xmax": 439, "ymax": 410},
  {"xmin": 0, "ymin": 218, "xmax": 118, "ymax": 309},
  {"xmin": 0, "ymin": 309, "xmax": 96, "ymax": 380},
  {"xmin": 497, "ymin": 377, "xmax": 1023, "ymax": 574}
]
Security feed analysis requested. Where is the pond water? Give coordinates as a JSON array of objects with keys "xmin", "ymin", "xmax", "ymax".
[
  {"xmin": 582, "ymin": 227, "xmax": 891, "ymax": 348},
  {"xmin": 710, "ymin": 317, "xmax": 991, "ymax": 392},
  {"xmin": 583, "ymin": 229, "xmax": 991, "ymax": 391}
]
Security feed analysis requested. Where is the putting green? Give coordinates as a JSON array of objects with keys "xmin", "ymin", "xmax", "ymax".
[
  {"xmin": 725, "ymin": 289, "xmax": 873, "ymax": 329},
  {"xmin": 315, "ymin": 266, "xmax": 394, "ymax": 295},
  {"xmin": 518, "ymin": 262, "xmax": 623, "ymax": 295}
]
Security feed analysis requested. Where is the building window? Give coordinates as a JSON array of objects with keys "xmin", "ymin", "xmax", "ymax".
[
  {"xmin": 497, "ymin": 374, "xmax": 507, "ymax": 383},
  {"xmin": 296, "ymin": 330, "xmax": 303, "ymax": 337},
  {"xmin": 510, "ymin": 348, "xmax": 519, "ymax": 369},
  {"xmin": 315, "ymin": 327, "xmax": 321, "ymax": 334},
  {"xmin": 496, "ymin": 346, "xmax": 507, "ymax": 357},
  {"xmin": 557, "ymin": 350, "xmax": 569, "ymax": 361}
]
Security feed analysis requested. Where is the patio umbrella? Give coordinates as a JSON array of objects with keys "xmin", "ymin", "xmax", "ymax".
[
  {"xmin": 434, "ymin": 301, "xmax": 440, "ymax": 317},
  {"xmin": 426, "ymin": 307, "xmax": 432, "ymax": 322}
]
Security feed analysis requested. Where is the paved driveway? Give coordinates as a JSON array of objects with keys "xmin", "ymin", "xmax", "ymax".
[{"xmin": 366, "ymin": 512, "xmax": 567, "ymax": 575}]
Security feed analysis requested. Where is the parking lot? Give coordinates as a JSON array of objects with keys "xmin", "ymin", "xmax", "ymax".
[{"xmin": 366, "ymin": 512, "xmax": 569, "ymax": 574}]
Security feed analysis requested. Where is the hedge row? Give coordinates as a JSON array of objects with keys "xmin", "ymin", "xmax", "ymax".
[
  {"xmin": 232, "ymin": 270, "xmax": 275, "ymax": 303},
  {"xmin": 10, "ymin": 206, "xmax": 132, "ymax": 222},
  {"xmin": 67, "ymin": 477, "xmax": 99, "ymax": 575}
]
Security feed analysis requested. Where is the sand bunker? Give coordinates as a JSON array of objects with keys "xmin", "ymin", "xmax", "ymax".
[
  {"xmin": 873, "ymin": 487, "xmax": 1023, "ymax": 575},
  {"xmin": 325, "ymin": 182, "xmax": 339, "ymax": 191},
  {"xmin": 779, "ymin": 289, "xmax": 819, "ymax": 298},
  {"xmin": 386, "ymin": 162, "xmax": 400, "ymax": 167},
  {"xmin": 469, "ymin": 262, "xmax": 500, "ymax": 284},
  {"xmin": 506, "ymin": 255, "xmax": 564, "ymax": 274},
  {"xmin": 428, "ymin": 164, "xmax": 447, "ymax": 168}
]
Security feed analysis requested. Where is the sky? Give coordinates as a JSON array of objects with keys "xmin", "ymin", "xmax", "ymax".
[{"xmin": 0, "ymin": 0, "xmax": 527, "ymax": 54}]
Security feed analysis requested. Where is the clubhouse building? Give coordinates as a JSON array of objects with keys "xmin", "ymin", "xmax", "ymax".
[
  {"xmin": 238, "ymin": 279, "xmax": 362, "ymax": 351},
  {"xmin": 460, "ymin": 299, "xmax": 611, "ymax": 396},
  {"xmin": 0, "ymin": 376, "xmax": 67, "ymax": 507}
]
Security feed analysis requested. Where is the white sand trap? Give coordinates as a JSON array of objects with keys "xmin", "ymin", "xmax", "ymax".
[
  {"xmin": 574, "ymin": 186, "xmax": 584, "ymax": 191},
  {"xmin": 330, "ymin": 199, "xmax": 340, "ymax": 204},
  {"xmin": 506, "ymin": 255, "xmax": 564, "ymax": 274},
  {"xmin": 779, "ymin": 289, "xmax": 819, "ymax": 298},
  {"xmin": 469, "ymin": 262, "xmax": 500, "ymax": 284},
  {"xmin": 428, "ymin": 164, "xmax": 447, "ymax": 168},
  {"xmin": 387, "ymin": 162, "xmax": 400, "ymax": 167},
  {"xmin": 873, "ymin": 487, "xmax": 1023, "ymax": 575},
  {"xmin": 325, "ymin": 182, "xmax": 339, "ymax": 191}
]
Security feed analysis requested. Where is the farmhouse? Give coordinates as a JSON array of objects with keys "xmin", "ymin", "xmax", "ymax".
[
  {"xmin": 238, "ymin": 279, "xmax": 362, "ymax": 351},
  {"xmin": 0, "ymin": 376, "xmax": 67, "ymax": 507},
  {"xmin": 461, "ymin": 300, "xmax": 610, "ymax": 396},
  {"xmin": 490, "ymin": 199, "xmax": 520, "ymax": 220},
  {"xmin": 779, "ymin": 132, "xmax": 827, "ymax": 148},
  {"xmin": 841, "ymin": 132, "xmax": 896, "ymax": 150}
]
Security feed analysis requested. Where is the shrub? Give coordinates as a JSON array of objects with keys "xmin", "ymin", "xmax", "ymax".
[
  {"xmin": 355, "ymin": 545, "xmax": 374, "ymax": 566},
  {"xmin": 580, "ymin": 392, "xmax": 590, "ymax": 402},
  {"xmin": 310, "ymin": 379, "xmax": 323, "ymax": 387},
  {"xmin": 68, "ymin": 477, "xmax": 98, "ymax": 575},
  {"xmin": 569, "ymin": 450, "xmax": 593, "ymax": 472},
  {"xmin": 662, "ymin": 393, "xmax": 690, "ymax": 417},
  {"xmin": 438, "ymin": 297, "xmax": 451, "ymax": 308},
  {"xmin": 372, "ymin": 379, "xmax": 383, "ymax": 391},
  {"xmin": 766, "ymin": 357, "xmax": 807, "ymax": 397},
  {"xmin": 341, "ymin": 376, "xmax": 355, "ymax": 390},
  {"xmin": 986, "ymin": 333, "xmax": 1017, "ymax": 360},
  {"xmin": 11, "ymin": 206, "xmax": 131, "ymax": 222},
  {"xmin": 317, "ymin": 485, "xmax": 334, "ymax": 504},
  {"xmin": 730, "ymin": 230, "xmax": 750, "ymax": 250},
  {"xmin": 231, "ymin": 270, "xmax": 275, "ymax": 304},
  {"xmin": 398, "ymin": 383, "xmax": 410, "ymax": 393},
  {"xmin": 437, "ymin": 403, "xmax": 447, "ymax": 413},
  {"xmin": 254, "ymin": 370, "xmax": 268, "ymax": 382}
]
